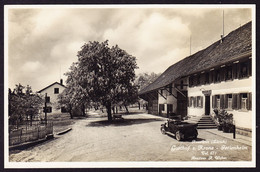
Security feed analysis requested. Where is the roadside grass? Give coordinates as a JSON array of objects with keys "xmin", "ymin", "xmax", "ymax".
[{"xmin": 47, "ymin": 113, "xmax": 85, "ymax": 133}]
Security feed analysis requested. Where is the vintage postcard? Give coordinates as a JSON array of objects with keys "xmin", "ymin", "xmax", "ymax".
[{"xmin": 4, "ymin": 4, "xmax": 256, "ymax": 168}]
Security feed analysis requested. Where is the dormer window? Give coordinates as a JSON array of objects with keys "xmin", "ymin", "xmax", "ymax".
[{"xmin": 54, "ymin": 88, "xmax": 59, "ymax": 94}]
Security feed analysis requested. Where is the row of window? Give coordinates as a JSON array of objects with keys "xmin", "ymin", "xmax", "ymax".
[
  {"xmin": 159, "ymin": 104, "xmax": 165, "ymax": 111},
  {"xmin": 158, "ymin": 104, "xmax": 173, "ymax": 114},
  {"xmin": 188, "ymin": 93, "xmax": 252, "ymax": 111},
  {"xmin": 188, "ymin": 96, "xmax": 203, "ymax": 108},
  {"xmin": 212, "ymin": 93, "xmax": 252, "ymax": 111},
  {"xmin": 43, "ymin": 106, "xmax": 67, "ymax": 113},
  {"xmin": 189, "ymin": 58, "xmax": 251, "ymax": 87}
]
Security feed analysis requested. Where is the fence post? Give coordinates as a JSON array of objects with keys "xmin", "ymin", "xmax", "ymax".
[
  {"xmin": 38, "ymin": 126, "xmax": 39, "ymax": 140},
  {"xmin": 19, "ymin": 129, "xmax": 22, "ymax": 144},
  {"xmin": 233, "ymin": 125, "xmax": 236, "ymax": 139}
]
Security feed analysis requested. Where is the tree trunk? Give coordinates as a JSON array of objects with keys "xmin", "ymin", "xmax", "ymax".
[
  {"xmin": 30, "ymin": 115, "xmax": 33, "ymax": 126},
  {"xmin": 69, "ymin": 105, "xmax": 73, "ymax": 119},
  {"xmin": 106, "ymin": 103, "xmax": 112, "ymax": 121},
  {"xmin": 112, "ymin": 106, "xmax": 115, "ymax": 114},
  {"xmin": 82, "ymin": 104, "xmax": 86, "ymax": 116},
  {"xmin": 116, "ymin": 106, "xmax": 118, "ymax": 114},
  {"xmin": 69, "ymin": 111, "xmax": 73, "ymax": 119},
  {"xmin": 125, "ymin": 105, "xmax": 129, "ymax": 114}
]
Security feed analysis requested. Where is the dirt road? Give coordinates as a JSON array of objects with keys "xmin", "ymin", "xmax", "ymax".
[{"xmin": 9, "ymin": 112, "xmax": 251, "ymax": 162}]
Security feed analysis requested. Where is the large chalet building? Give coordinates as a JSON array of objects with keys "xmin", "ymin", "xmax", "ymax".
[{"xmin": 139, "ymin": 21, "xmax": 252, "ymax": 136}]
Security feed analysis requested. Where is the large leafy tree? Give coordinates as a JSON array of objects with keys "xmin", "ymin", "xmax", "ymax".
[{"xmin": 66, "ymin": 40, "xmax": 138, "ymax": 121}]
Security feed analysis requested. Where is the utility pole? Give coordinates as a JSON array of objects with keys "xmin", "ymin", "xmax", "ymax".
[
  {"xmin": 45, "ymin": 93, "xmax": 47, "ymax": 125},
  {"xmin": 223, "ymin": 10, "xmax": 225, "ymax": 37},
  {"xmin": 190, "ymin": 35, "xmax": 192, "ymax": 56}
]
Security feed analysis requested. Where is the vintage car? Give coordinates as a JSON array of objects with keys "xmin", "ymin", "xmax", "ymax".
[{"xmin": 160, "ymin": 118, "xmax": 198, "ymax": 141}]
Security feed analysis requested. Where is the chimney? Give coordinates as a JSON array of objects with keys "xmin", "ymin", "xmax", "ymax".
[
  {"xmin": 60, "ymin": 79, "xmax": 63, "ymax": 85},
  {"xmin": 220, "ymin": 35, "xmax": 224, "ymax": 43}
]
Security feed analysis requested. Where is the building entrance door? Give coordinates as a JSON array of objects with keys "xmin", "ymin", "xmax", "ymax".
[
  {"xmin": 205, "ymin": 95, "xmax": 210, "ymax": 115},
  {"xmin": 177, "ymin": 91, "xmax": 187, "ymax": 119},
  {"xmin": 167, "ymin": 104, "xmax": 173, "ymax": 118}
]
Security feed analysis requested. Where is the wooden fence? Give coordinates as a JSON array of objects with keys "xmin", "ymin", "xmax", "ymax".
[{"xmin": 9, "ymin": 122, "xmax": 53, "ymax": 146}]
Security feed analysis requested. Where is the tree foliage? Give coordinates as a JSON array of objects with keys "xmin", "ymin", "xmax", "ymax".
[
  {"xmin": 9, "ymin": 84, "xmax": 43, "ymax": 128},
  {"xmin": 135, "ymin": 72, "xmax": 161, "ymax": 91},
  {"xmin": 65, "ymin": 40, "xmax": 138, "ymax": 121}
]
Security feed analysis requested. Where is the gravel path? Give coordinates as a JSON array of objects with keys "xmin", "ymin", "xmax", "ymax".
[{"xmin": 9, "ymin": 112, "xmax": 251, "ymax": 162}]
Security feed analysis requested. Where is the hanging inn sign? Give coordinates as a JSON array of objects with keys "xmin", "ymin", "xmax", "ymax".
[{"xmin": 202, "ymin": 90, "xmax": 212, "ymax": 96}]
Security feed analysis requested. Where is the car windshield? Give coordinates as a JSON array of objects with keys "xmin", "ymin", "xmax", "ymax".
[{"xmin": 168, "ymin": 119, "xmax": 181, "ymax": 124}]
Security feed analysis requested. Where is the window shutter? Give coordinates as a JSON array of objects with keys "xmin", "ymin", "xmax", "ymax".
[
  {"xmin": 212, "ymin": 95, "xmax": 215, "ymax": 108},
  {"xmin": 220, "ymin": 95, "xmax": 224, "ymax": 109},
  {"xmin": 247, "ymin": 93, "xmax": 251, "ymax": 110},
  {"xmin": 201, "ymin": 73, "xmax": 205, "ymax": 85},
  {"xmin": 212, "ymin": 71, "xmax": 216, "ymax": 83},
  {"xmin": 209, "ymin": 71, "xmax": 212, "ymax": 83},
  {"xmin": 232, "ymin": 64, "xmax": 237, "ymax": 79},
  {"xmin": 194, "ymin": 97, "xmax": 197, "ymax": 108},
  {"xmin": 201, "ymin": 96, "xmax": 203, "ymax": 108},
  {"xmin": 249, "ymin": 93, "xmax": 252, "ymax": 110},
  {"xmin": 221, "ymin": 67, "xmax": 226, "ymax": 81},
  {"xmin": 188, "ymin": 97, "xmax": 190, "ymax": 107},
  {"xmin": 232, "ymin": 94, "xmax": 237, "ymax": 109},
  {"xmin": 237, "ymin": 94, "xmax": 241, "ymax": 110},
  {"xmin": 224, "ymin": 94, "xmax": 228, "ymax": 109},
  {"xmin": 237, "ymin": 63, "xmax": 241, "ymax": 79},
  {"xmin": 248, "ymin": 59, "xmax": 252, "ymax": 77}
]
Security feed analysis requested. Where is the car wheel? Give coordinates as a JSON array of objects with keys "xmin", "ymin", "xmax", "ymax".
[
  {"xmin": 160, "ymin": 126, "xmax": 166, "ymax": 135},
  {"xmin": 192, "ymin": 135, "xmax": 197, "ymax": 140},
  {"xmin": 175, "ymin": 131, "xmax": 182, "ymax": 141}
]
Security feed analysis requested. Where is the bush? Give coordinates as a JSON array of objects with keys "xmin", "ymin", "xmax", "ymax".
[{"xmin": 213, "ymin": 109, "xmax": 234, "ymax": 133}]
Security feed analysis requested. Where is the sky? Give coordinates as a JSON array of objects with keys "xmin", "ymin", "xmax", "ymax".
[{"xmin": 6, "ymin": 5, "xmax": 252, "ymax": 92}]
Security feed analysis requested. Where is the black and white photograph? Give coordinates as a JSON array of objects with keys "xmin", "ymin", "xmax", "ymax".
[{"xmin": 4, "ymin": 5, "xmax": 256, "ymax": 168}]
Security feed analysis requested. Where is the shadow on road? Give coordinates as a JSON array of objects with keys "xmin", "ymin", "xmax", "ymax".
[
  {"xmin": 166, "ymin": 134, "xmax": 206, "ymax": 142},
  {"xmin": 87, "ymin": 118, "xmax": 165, "ymax": 127},
  {"xmin": 116, "ymin": 111, "xmax": 147, "ymax": 115}
]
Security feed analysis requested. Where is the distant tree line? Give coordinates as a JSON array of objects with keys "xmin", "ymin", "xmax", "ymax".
[{"xmin": 135, "ymin": 72, "xmax": 161, "ymax": 91}]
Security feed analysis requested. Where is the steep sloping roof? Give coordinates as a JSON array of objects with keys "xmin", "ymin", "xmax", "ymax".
[
  {"xmin": 37, "ymin": 82, "xmax": 66, "ymax": 93},
  {"xmin": 139, "ymin": 21, "xmax": 252, "ymax": 95}
]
